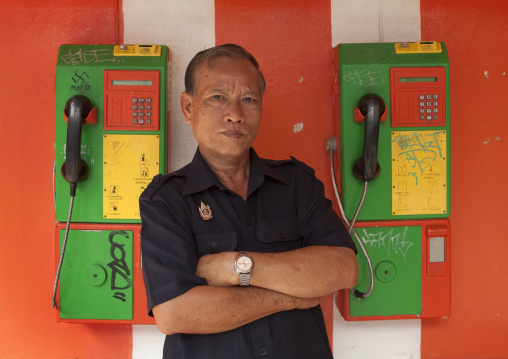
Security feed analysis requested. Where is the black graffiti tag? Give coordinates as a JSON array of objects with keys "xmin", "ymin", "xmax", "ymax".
[{"xmin": 107, "ymin": 231, "xmax": 132, "ymax": 302}]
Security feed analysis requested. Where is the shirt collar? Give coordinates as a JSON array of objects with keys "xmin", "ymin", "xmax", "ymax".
[{"xmin": 182, "ymin": 148, "xmax": 288, "ymax": 196}]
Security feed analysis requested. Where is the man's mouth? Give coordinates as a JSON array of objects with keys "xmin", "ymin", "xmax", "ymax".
[{"xmin": 221, "ymin": 130, "xmax": 244, "ymax": 138}]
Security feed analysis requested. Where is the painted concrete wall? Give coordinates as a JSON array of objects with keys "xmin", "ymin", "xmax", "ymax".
[
  {"xmin": 421, "ymin": 0, "xmax": 508, "ymax": 357},
  {"xmin": 1, "ymin": 0, "xmax": 507, "ymax": 358},
  {"xmin": 0, "ymin": 1, "xmax": 131, "ymax": 357}
]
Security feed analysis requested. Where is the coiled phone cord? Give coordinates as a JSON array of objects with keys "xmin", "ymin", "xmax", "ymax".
[
  {"xmin": 51, "ymin": 183, "xmax": 76, "ymax": 308},
  {"xmin": 329, "ymin": 149, "xmax": 374, "ymax": 298}
]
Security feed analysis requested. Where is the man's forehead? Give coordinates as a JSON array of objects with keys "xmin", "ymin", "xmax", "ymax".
[
  {"xmin": 206, "ymin": 55, "xmax": 257, "ymax": 72},
  {"xmin": 195, "ymin": 57, "xmax": 261, "ymax": 89}
]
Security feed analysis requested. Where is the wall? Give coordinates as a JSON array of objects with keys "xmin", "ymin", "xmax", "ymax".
[
  {"xmin": 0, "ymin": 0, "xmax": 507, "ymax": 358},
  {"xmin": 420, "ymin": 0, "xmax": 508, "ymax": 357},
  {"xmin": 0, "ymin": 1, "xmax": 133, "ymax": 358}
]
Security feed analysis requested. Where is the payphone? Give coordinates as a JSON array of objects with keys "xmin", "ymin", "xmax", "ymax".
[
  {"xmin": 329, "ymin": 42, "xmax": 451, "ymax": 320},
  {"xmin": 52, "ymin": 44, "xmax": 170, "ymax": 323}
]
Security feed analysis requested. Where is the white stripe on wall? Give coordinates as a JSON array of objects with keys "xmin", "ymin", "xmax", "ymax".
[
  {"xmin": 333, "ymin": 301, "xmax": 421, "ymax": 359},
  {"xmin": 123, "ymin": 0, "xmax": 216, "ymax": 172},
  {"xmin": 330, "ymin": 0, "xmax": 421, "ymax": 358},
  {"xmin": 331, "ymin": 0, "xmax": 421, "ymax": 44},
  {"xmin": 123, "ymin": 0, "xmax": 215, "ymax": 357},
  {"xmin": 132, "ymin": 325, "xmax": 165, "ymax": 359}
]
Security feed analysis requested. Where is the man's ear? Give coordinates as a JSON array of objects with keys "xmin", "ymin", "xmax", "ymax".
[{"xmin": 180, "ymin": 92, "xmax": 193, "ymax": 125}]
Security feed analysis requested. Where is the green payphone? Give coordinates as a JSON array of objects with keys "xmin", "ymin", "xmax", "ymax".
[
  {"xmin": 330, "ymin": 42, "xmax": 451, "ymax": 320},
  {"xmin": 53, "ymin": 44, "xmax": 170, "ymax": 323}
]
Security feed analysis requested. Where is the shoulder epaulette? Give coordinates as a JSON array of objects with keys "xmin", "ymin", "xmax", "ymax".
[
  {"xmin": 264, "ymin": 157, "xmax": 316, "ymax": 176},
  {"xmin": 264, "ymin": 159, "xmax": 293, "ymax": 167},
  {"xmin": 139, "ymin": 171, "xmax": 183, "ymax": 201},
  {"xmin": 289, "ymin": 156, "xmax": 316, "ymax": 176}
]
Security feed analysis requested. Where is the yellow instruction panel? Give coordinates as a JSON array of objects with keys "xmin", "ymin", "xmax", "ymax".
[
  {"xmin": 391, "ymin": 130, "xmax": 447, "ymax": 215},
  {"xmin": 103, "ymin": 134, "xmax": 160, "ymax": 219}
]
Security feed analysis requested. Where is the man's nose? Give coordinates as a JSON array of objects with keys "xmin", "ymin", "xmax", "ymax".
[{"xmin": 224, "ymin": 100, "xmax": 244, "ymax": 122}]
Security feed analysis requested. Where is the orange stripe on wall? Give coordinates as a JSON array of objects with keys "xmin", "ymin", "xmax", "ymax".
[
  {"xmin": 215, "ymin": 0, "xmax": 336, "ymax": 347},
  {"xmin": 420, "ymin": 0, "xmax": 508, "ymax": 358},
  {"xmin": 0, "ymin": 1, "xmax": 132, "ymax": 358}
]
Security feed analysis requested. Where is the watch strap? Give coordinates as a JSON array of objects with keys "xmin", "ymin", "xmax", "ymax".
[
  {"xmin": 239, "ymin": 272, "xmax": 250, "ymax": 286},
  {"xmin": 235, "ymin": 251, "xmax": 253, "ymax": 287}
]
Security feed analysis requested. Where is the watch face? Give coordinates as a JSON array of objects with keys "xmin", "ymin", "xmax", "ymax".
[{"xmin": 237, "ymin": 256, "xmax": 252, "ymax": 272}]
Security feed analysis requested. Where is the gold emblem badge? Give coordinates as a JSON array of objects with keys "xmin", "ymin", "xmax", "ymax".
[{"xmin": 199, "ymin": 201, "xmax": 213, "ymax": 220}]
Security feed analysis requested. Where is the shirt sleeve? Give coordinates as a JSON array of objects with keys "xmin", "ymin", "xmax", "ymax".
[
  {"xmin": 139, "ymin": 183, "xmax": 207, "ymax": 316},
  {"xmin": 296, "ymin": 168, "xmax": 357, "ymax": 252}
]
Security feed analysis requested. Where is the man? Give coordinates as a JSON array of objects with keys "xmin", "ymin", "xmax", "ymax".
[{"xmin": 140, "ymin": 44, "xmax": 358, "ymax": 358}]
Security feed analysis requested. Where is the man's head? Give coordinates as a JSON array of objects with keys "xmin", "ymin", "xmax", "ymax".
[
  {"xmin": 184, "ymin": 44, "xmax": 265, "ymax": 97},
  {"xmin": 180, "ymin": 44, "xmax": 264, "ymax": 164}
]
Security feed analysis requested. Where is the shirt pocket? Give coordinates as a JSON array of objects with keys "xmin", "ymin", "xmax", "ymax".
[
  {"xmin": 194, "ymin": 231, "xmax": 238, "ymax": 257},
  {"xmin": 257, "ymin": 218, "xmax": 302, "ymax": 252}
]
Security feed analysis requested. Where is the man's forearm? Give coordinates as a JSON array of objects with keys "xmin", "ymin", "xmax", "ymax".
[
  {"xmin": 152, "ymin": 285, "xmax": 319, "ymax": 335},
  {"xmin": 197, "ymin": 246, "xmax": 358, "ymax": 298},
  {"xmin": 251, "ymin": 246, "xmax": 358, "ymax": 298}
]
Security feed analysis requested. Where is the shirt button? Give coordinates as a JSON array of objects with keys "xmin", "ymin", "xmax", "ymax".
[
  {"xmin": 245, "ymin": 218, "xmax": 252, "ymax": 225},
  {"xmin": 280, "ymin": 232, "xmax": 287, "ymax": 239},
  {"xmin": 206, "ymin": 247, "xmax": 213, "ymax": 254},
  {"xmin": 260, "ymin": 348, "xmax": 268, "ymax": 356}
]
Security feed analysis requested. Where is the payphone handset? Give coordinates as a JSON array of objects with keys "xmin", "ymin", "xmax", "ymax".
[
  {"xmin": 329, "ymin": 41, "xmax": 451, "ymax": 320},
  {"xmin": 352, "ymin": 93, "xmax": 385, "ymax": 182},
  {"xmin": 61, "ymin": 95, "xmax": 96, "ymax": 192},
  {"xmin": 52, "ymin": 44, "xmax": 170, "ymax": 323}
]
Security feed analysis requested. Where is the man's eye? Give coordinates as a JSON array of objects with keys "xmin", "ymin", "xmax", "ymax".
[
  {"xmin": 212, "ymin": 95, "xmax": 224, "ymax": 101},
  {"xmin": 243, "ymin": 97, "xmax": 254, "ymax": 103}
]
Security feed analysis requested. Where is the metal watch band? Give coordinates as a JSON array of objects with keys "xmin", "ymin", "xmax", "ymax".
[
  {"xmin": 236, "ymin": 251, "xmax": 252, "ymax": 287},
  {"xmin": 239, "ymin": 272, "xmax": 250, "ymax": 286}
]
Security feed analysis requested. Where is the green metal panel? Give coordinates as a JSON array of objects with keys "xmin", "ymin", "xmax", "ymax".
[
  {"xmin": 337, "ymin": 42, "xmax": 451, "ymax": 221},
  {"xmin": 349, "ymin": 225, "xmax": 422, "ymax": 317},
  {"xmin": 55, "ymin": 44, "xmax": 168, "ymax": 223},
  {"xmin": 59, "ymin": 229, "xmax": 133, "ymax": 320}
]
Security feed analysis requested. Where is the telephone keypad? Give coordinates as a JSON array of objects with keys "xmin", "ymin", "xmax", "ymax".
[
  {"xmin": 131, "ymin": 97, "xmax": 153, "ymax": 125},
  {"xmin": 419, "ymin": 93, "xmax": 440, "ymax": 121}
]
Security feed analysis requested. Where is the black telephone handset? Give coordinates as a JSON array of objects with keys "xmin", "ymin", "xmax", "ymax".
[
  {"xmin": 349, "ymin": 93, "xmax": 385, "ymax": 299},
  {"xmin": 353, "ymin": 93, "xmax": 385, "ymax": 182},
  {"xmin": 53, "ymin": 95, "xmax": 95, "ymax": 308},
  {"xmin": 61, "ymin": 95, "xmax": 93, "ymax": 196}
]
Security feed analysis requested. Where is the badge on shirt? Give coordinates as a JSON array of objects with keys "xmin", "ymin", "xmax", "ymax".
[{"xmin": 199, "ymin": 201, "xmax": 213, "ymax": 221}]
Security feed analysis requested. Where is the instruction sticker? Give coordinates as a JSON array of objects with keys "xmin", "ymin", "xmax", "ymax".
[
  {"xmin": 103, "ymin": 134, "xmax": 160, "ymax": 219},
  {"xmin": 391, "ymin": 130, "xmax": 447, "ymax": 215}
]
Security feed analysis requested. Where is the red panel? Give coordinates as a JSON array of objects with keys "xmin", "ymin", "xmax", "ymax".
[
  {"xmin": 390, "ymin": 67, "xmax": 446, "ymax": 127},
  {"xmin": 103, "ymin": 70, "xmax": 161, "ymax": 131},
  {"xmin": 421, "ymin": 0, "xmax": 508, "ymax": 358}
]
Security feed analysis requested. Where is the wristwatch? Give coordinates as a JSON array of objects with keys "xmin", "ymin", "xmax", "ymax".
[{"xmin": 234, "ymin": 251, "xmax": 253, "ymax": 286}]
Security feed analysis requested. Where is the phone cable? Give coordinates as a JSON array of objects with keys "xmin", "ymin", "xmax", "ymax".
[
  {"xmin": 329, "ymin": 149, "xmax": 374, "ymax": 298},
  {"xmin": 51, "ymin": 183, "xmax": 76, "ymax": 308}
]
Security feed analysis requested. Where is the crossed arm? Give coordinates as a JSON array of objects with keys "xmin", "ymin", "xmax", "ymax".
[{"xmin": 152, "ymin": 245, "xmax": 358, "ymax": 335}]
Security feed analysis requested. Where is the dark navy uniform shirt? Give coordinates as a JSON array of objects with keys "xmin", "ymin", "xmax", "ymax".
[{"xmin": 139, "ymin": 148, "xmax": 356, "ymax": 359}]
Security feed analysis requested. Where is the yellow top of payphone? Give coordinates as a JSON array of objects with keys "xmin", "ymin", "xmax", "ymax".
[
  {"xmin": 114, "ymin": 44, "xmax": 162, "ymax": 56},
  {"xmin": 395, "ymin": 41, "xmax": 442, "ymax": 54}
]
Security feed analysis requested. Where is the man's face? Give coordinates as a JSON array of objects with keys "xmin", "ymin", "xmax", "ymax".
[{"xmin": 180, "ymin": 56, "xmax": 263, "ymax": 163}]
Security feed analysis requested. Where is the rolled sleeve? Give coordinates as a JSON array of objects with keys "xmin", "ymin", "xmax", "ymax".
[{"xmin": 140, "ymin": 193, "xmax": 207, "ymax": 316}]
